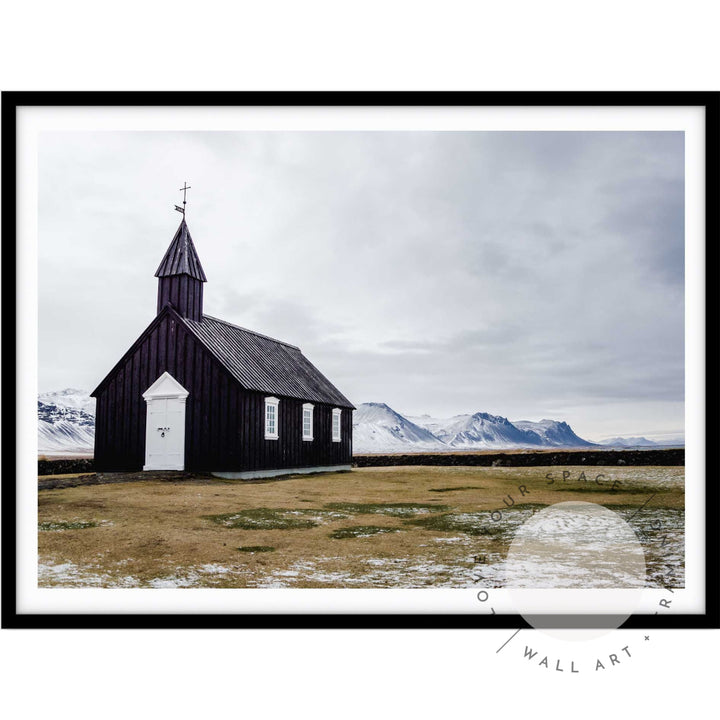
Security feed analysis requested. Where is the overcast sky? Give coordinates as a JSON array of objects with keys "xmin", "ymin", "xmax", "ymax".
[{"xmin": 38, "ymin": 131, "xmax": 684, "ymax": 440}]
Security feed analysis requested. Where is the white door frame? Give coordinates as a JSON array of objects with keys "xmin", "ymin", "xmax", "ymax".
[{"xmin": 142, "ymin": 371, "xmax": 189, "ymax": 471}]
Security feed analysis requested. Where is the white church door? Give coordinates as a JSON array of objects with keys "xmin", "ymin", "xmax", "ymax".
[{"xmin": 142, "ymin": 372, "xmax": 189, "ymax": 471}]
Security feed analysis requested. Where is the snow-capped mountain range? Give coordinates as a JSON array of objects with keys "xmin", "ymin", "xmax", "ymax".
[
  {"xmin": 38, "ymin": 389, "xmax": 95, "ymax": 456},
  {"xmin": 513, "ymin": 419, "xmax": 591, "ymax": 447},
  {"xmin": 36, "ymin": 389, "xmax": 683, "ymax": 456},
  {"xmin": 356, "ymin": 403, "xmax": 596, "ymax": 453},
  {"xmin": 409, "ymin": 411, "xmax": 543, "ymax": 448},
  {"xmin": 354, "ymin": 404, "xmax": 683, "ymax": 453},
  {"xmin": 352, "ymin": 403, "xmax": 445, "ymax": 452},
  {"xmin": 597, "ymin": 436, "xmax": 659, "ymax": 448}
]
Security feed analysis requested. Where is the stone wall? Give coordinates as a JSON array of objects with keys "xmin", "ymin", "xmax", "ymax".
[
  {"xmin": 352, "ymin": 448, "xmax": 684, "ymax": 467},
  {"xmin": 38, "ymin": 457, "xmax": 95, "ymax": 476}
]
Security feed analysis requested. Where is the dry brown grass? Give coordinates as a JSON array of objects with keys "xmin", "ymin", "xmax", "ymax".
[
  {"xmin": 38, "ymin": 465, "xmax": 684, "ymax": 588},
  {"xmin": 38, "ymin": 472, "xmax": 94, "ymax": 480}
]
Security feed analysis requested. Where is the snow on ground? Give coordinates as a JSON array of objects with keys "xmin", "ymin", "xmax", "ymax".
[
  {"xmin": 38, "ymin": 560, "xmax": 139, "ymax": 588},
  {"xmin": 147, "ymin": 564, "xmax": 238, "ymax": 588},
  {"xmin": 38, "ymin": 501, "xmax": 683, "ymax": 589},
  {"xmin": 249, "ymin": 558, "xmax": 469, "ymax": 588},
  {"xmin": 472, "ymin": 503, "xmax": 684, "ymax": 589},
  {"xmin": 38, "ymin": 559, "xmax": 249, "ymax": 589}
]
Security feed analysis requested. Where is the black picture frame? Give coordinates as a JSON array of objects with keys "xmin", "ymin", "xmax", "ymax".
[{"xmin": 2, "ymin": 91, "xmax": 717, "ymax": 630}]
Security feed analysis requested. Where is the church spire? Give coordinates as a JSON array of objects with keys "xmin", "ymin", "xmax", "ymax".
[
  {"xmin": 155, "ymin": 219, "xmax": 207, "ymax": 321},
  {"xmin": 155, "ymin": 219, "xmax": 207, "ymax": 282}
]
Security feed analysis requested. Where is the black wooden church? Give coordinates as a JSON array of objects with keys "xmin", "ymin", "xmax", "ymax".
[{"xmin": 91, "ymin": 212, "xmax": 354, "ymax": 478}]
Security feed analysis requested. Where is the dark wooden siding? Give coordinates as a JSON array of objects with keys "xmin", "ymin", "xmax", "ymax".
[
  {"xmin": 93, "ymin": 312, "xmax": 352, "ymax": 472},
  {"xmin": 231, "ymin": 395, "xmax": 352, "ymax": 472},
  {"xmin": 157, "ymin": 274, "xmax": 203, "ymax": 322}
]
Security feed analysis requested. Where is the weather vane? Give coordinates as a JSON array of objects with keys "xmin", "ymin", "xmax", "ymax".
[{"xmin": 174, "ymin": 182, "xmax": 191, "ymax": 217}]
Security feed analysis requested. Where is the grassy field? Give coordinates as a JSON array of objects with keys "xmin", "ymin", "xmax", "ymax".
[{"xmin": 38, "ymin": 465, "xmax": 684, "ymax": 588}]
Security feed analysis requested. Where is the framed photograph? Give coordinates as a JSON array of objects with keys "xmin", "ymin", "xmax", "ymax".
[{"xmin": 2, "ymin": 91, "xmax": 716, "ymax": 629}]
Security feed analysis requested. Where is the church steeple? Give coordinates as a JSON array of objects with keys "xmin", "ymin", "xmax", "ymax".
[{"xmin": 155, "ymin": 219, "xmax": 207, "ymax": 321}]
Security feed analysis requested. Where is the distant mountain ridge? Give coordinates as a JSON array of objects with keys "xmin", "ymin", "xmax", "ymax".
[
  {"xmin": 352, "ymin": 403, "xmax": 446, "ymax": 452},
  {"xmin": 600, "ymin": 436, "xmax": 659, "ymax": 448},
  {"xmin": 38, "ymin": 389, "xmax": 95, "ymax": 455},
  {"xmin": 514, "ymin": 419, "xmax": 592, "ymax": 447},
  {"xmin": 359, "ymin": 404, "xmax": 596, "ymax": 454},
  {"xmin": 411, "ymin": 412, "xmax": 546, "ymax": 448}
]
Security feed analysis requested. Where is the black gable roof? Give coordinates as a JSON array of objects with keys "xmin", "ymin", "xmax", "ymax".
[{"xmin": 181, "ymin": 314, "xmax": 355, "ymax": 409}]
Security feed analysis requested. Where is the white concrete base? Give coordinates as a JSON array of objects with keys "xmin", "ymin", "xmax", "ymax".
[{"xmin": 211, "ymin": 464, "xmax": 352, "ymax": 480}]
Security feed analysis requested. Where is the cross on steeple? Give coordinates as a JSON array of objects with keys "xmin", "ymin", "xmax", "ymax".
[{"xmin": 175, "ymin": 182, "xmax": 191, "ymax": 217}]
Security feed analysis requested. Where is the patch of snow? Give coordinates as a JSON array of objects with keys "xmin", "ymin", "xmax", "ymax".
[{"xmin": 38, "ymin": 560, "xmax": 137, "ymax": 588}]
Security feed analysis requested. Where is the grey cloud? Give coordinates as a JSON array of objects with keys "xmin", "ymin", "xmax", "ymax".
[{"xmin": 38, "ymin": 130, "xmax": 685, "ymax": 438}]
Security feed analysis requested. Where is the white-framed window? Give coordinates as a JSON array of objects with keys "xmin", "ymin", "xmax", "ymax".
[
  {"xmin": 302, "ymin": 403, "xmax": 314, "ymax": 441},
  {"xmin": 332, "ymin": 408, "xmax": 342, "ymax": 442},
  {"xmin": 264, "ymin": 396, "xmax": 280, "ymax": 440}
]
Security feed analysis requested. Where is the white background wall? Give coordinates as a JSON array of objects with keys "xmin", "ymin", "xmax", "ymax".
[{"xmin": 1, "ymin": 2, "xmax": 717, "ymax": 718}]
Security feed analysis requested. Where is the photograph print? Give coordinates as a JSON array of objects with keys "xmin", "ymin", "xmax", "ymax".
[{"xmin": 8, "ymin": 96, "xmax": 710, "ymax": 626}]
